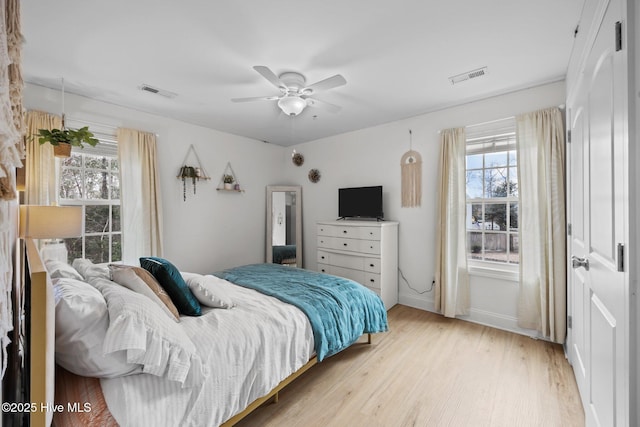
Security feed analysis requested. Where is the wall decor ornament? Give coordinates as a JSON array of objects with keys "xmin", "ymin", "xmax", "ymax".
[
  {"xmin": 176, "ymin": 144, "xmax": 211, "ymax": 201},
  {"xmin": 308, "ymin": 168, "xmax": 321, "ymax": 183},
  {"xmin": 292, "ymin": 150, "xmax": 304, "ymax": 166},
  {"xmin": 217, "ymin": 161, "xmax": 244, "ymax": 192},
  {"xmin": 401, "ymin": 129, "xmax": 422, "ymax": 207}
]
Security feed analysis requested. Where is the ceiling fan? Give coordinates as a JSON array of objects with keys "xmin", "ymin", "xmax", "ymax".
[{"xmin": 232, "ymin": 66, "xmax": 346, "ymax": 116}]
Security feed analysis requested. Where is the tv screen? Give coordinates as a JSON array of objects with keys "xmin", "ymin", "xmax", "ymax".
[{"xmin": 338, "ymin": 186, "xmax": 383, "ymax": 219}]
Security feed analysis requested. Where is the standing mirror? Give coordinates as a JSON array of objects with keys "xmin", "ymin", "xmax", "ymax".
[{"xmin": 266, "ymin": 185, "xmax": 302, "ymax": 267}]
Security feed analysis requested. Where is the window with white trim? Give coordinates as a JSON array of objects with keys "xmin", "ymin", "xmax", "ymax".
[
  {"xmin": 465, "ymin": 118, "xmax": 519, "ymax": 265},
  {"xmin": 59, "ymin": 129, "xmax": 121, "ymax": 263}
]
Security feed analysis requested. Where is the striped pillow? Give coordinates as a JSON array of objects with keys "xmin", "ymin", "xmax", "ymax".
[{"xmin": 109, "ymin": 264, "xmax": 180, "ymax": 321}]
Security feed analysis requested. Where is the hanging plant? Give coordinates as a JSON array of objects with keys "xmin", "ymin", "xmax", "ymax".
[
  {"xmin": 36, "ymin": 79, "xmax": 99, "ymax": 158},
  {"xmin": 179, "ymin": 165, "xmax": 198, "ymax": 201},
  {"xmin": 37, "ymin": 126, "xmax": 99, "ymax": 158}
]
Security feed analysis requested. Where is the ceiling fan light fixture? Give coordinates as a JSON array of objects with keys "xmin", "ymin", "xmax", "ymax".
[{"xmin": 278, "ymin": 96, "xmax": 307, "ymax": 116}]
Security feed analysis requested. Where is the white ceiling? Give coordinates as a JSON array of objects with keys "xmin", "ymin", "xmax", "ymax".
[{"xmin": 21, "ymin": 0, "xmax": 584, "ymax": 146}]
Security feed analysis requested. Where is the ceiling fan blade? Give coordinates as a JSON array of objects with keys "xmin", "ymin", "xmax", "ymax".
[
  {"xmin": 231, "ymin": 95, "xmax": 280, "ymax": 103},
  {"xmin": 253, "ymin": 66, "xmax": 285, "ymax": 90},
  {"xmin": 303, "ymin": 74, "xmax": 346, "ymax": 94},
  {"xmin": 305, "ymin": 97, "xmax": 342, "ymax": 113}
]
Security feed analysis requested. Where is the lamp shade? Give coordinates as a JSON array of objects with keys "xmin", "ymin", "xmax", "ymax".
[
  {"xmin": 277, "ymin": 96, "xmax": 307, "ymax": 116},
  {"xmin": 19, "ymin": 205, "xmax": 83, "ymax": 239}
]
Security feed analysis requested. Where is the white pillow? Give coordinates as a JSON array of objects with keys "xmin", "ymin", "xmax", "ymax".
[
  {"xmin": 182, "ymin": 272, "xmax": 236, "ymax": 309},
  {"xmin": 89, "ymin": 276, "xmax": 207, "ymax": 387},
  {"xmin": 72, "ymin": 258, "xmax": 110, "ymax": 281},
  {"xmin": 46, "ymin": 259, "xmax": 83, "ymax": 281},
  {"xmin": 53, "ymin": 277, "xmax": 141, "ymax": 378}
]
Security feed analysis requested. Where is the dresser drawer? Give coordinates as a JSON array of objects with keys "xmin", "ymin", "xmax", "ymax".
[
  {"xmin": 317, "ymin": 263, "xmax": 331, "ymax": 274},
  {"xmin": 317, "ymin": 250, "xmax": 331, "ymax": 264},
  {"xmin": 363, "ymin": 258, "xmax": 381, "ymax": 274},
  {"xmin": 334, "ymin": 225, "xmax": 381, "ymax": 240},
  {"xmin": 317, "ymin": 235, "xmax": 333, "ymax": 249},
  {"xmin": 331, "ymin": 237, "xmax": 380, "ymax": 254},
  {"xmin": 317, "ymin": 224, "xmax": 382, "ymax": 241},
  {"xmin": 317, "ymin": 224, "xmax": 334, "ymax": 237},
  {"xmin": 363, "ymin": 272, "xmax": 381, "ymax": 290},
  {"xmin": 327, "ymin": 265, "xmax": 365, "ymax": 285},
  {"xmin": 323, "ymin": 251, "xmax": 366, "ymax": 270}
]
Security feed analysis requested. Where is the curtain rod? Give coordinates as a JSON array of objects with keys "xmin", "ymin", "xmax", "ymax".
[
  {"xmin": 65, "ymin": 116, "xmax": 117, "ymax": 131},
  {"xmin": 65, "ymin": 116, "xmax": 160, "ymax": 138},
  {"xmin": 437, "ymin": 104, "xmax": 565, "ymax": 134}
]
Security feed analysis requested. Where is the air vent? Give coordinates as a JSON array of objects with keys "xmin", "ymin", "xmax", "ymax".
[
  {"xmin": 139, "ymin": 84, "xmax": 177, "ymax": 99},
  {"xmin": 448, "ymin": 67, "xmax": 488, "ymax": 85}
]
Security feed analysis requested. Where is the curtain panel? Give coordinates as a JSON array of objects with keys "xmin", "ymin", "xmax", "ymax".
[
  {"xmin": 25, "ymin": 110, "xmax": 61, "ymax": 205},
  {"xmin": 516, "ymin": 107, "xmax": 566, "ymax": 343},
  {"xmin": 435, "ymin": 127, "xmax": 470, "ymax": 317},
  {"xmin": 117, "ymin": 128, "xmax": 163, "ymax": 263}
]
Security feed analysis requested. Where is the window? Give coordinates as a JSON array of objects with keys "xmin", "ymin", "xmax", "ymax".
[
  {"xmin": 465, "ymin": 119, "xmax": 519, "ymax": 265},
  {"xmin": 59, "ymin": 135, "xmax": 121, "ymax": 263}
]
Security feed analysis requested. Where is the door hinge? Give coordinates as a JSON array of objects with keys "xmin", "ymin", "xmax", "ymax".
[
  {"xmin": 567, "ymin": 223, "xmax": 572, "ymax": 236},
  {"xmin": 617, "ymin": 243, "xmax": 624, "ymax": 272},
  {"xmin": 567, "ymin": 129, "xmax": 571, "ymax": 143},
  {"xmin": 615, "ymin": 21, "xmax": 622, "ymax": 52},
  {"xmin": 568, "ymin": 315, "xmax": 572, "ymax": 329}
]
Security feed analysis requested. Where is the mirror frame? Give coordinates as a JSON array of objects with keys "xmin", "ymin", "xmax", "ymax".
[{"xmin": 266, "ymin": 185, "xmax": 302, "ymax": 266}]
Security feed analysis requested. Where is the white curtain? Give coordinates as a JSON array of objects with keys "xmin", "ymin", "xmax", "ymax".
[
  {"xmin": 117, "ymin": 128, "xmax": 163, "ymax": 263},
  {"xmin": 435, "ymin": 127, "xmax": 470, "ymax": 317},
  {"xmin": 24, "ymin": 110, "xmax": 61, "ymax": 205},
  {"xmin": 516, "ymin": 107, "xmax": 566, "ymax": 343}
]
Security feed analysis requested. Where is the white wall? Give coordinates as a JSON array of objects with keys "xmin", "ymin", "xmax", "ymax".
[
  {"xmin": 24, "ymin": 83, "xmax": 287, "ymax": 273},
  {"xmin": 25, "ymin": 80, "xmax": 566, "ymax": 336},
  {"xmin": 284, "ymin": 81, "xmax": 566, "ymax": 335}
]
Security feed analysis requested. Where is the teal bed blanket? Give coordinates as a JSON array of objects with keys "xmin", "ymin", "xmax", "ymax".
[{"xmin": 213, "ymin": 263, "xmax": 388, "ymax": 361}]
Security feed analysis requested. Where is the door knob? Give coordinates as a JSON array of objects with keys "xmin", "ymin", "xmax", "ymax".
[{"xmin": 571, "ymin": 255, "xmax": 589, "ymax": 271}]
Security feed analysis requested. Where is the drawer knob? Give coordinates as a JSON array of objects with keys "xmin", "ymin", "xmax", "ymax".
[
  {"xmin": 370, "ymin": 279, "xmax": 375, "ymax": 283},
  {"xmin": 321, "ymin": 269, "xmax": 326, "ymax": 272},
  {"xmin": 369, "ymin": 263, "xmax": 375, "ymax": 267},
  {"xmin": 321, "ymin": 256, "xmax": 325, "ymax": 259},
  {"xmin": 343, "ymin": 243, "xmax": 348, "ymax": 247}
]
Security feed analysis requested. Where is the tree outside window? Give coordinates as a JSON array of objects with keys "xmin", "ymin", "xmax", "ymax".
[{"xmin": 60, "ymin": 152, "xmax": 121, "ymax": 263}]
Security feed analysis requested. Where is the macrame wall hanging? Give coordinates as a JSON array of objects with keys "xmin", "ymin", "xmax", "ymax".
[{"xmin": 401, "ymin": 129, "xmax": 422, "ymax": 207}]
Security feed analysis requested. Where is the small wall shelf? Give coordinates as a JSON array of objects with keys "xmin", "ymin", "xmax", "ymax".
[
  {"xmin": 216, "ymin": 162, "xmax": 244, "ymax": 192},
  {"xmin": 177, "ymin": 144, "xmax": 211, "ymax": 201}
]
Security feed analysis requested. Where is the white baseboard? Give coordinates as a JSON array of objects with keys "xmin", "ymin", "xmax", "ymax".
[{"xmin": 398, "ymin": 294, "xmax": 540, "ymax": 338}]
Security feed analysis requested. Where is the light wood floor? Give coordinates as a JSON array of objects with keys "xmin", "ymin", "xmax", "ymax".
[{"xmin": 235, "ymin": 304, "xmax": 584, "ymax": 427}]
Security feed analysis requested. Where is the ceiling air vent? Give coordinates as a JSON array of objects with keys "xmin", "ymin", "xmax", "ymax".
[
  {"xmin": 448, "ymin": 67, "xmax": 488, "ymax": 85},
  {"xmin": 139, "ymin": 84, "xmax": 177, "ymax": 99}
]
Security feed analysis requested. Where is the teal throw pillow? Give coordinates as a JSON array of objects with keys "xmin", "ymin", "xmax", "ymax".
[{"xmin": 139, "ymin": 256, "xmax": 201, "ymax": 316}]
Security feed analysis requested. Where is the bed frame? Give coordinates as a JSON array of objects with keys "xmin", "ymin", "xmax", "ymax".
[
  {"xmin": 27, "ymin": 239, "xmax": 373, "ymax": 426},
  {"xmin": 221, "ymin": 333, "xmax": 372, "ymax": 426},
  {"xmin": 25, "ymin": 237, "xmax": 55, "ymax": 427}
]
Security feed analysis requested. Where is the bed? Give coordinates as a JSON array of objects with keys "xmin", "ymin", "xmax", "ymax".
[{"xmin": 24, "ymin": 241, "xmax": 388, "ymax": 427}]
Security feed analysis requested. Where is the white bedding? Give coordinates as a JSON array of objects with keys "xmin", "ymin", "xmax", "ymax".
[{"xmin": 98, "ymin": 275, "xmax": 315, "ymax": 427}]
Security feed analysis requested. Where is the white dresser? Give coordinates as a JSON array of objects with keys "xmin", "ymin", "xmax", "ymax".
[{"xmin": 316, "ymin": 220, "xmax": 398, "ymax": 310}]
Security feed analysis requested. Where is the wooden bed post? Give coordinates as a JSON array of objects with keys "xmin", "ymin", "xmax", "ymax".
[{"xmin": 25, "ymin": 238, "xmax": 55, "ymax": 427}]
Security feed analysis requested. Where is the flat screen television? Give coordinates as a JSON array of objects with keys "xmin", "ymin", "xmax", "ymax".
[{"xmin": 338, "ymin": 186, "xmax": 384, "ymax": 220}]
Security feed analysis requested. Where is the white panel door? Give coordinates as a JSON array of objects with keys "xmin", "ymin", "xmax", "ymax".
[{"xmin": 568, "ymin": 0, "xmax": 628, "ymax": 425}]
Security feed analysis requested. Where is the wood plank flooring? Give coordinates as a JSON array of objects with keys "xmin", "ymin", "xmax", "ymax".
[{"xmin": 235, "ymin": 305, "xmax": 585, "ymax": 427}]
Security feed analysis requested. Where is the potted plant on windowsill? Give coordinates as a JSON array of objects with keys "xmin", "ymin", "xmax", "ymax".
[{"xmin": 37, "ymin": 126, "xmax": 99, "ymax": 158}]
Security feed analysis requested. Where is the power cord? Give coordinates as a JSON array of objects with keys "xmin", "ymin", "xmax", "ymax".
[{"xmin": 398, "ymin": 267, "xmax": 434, "ymax": 294}]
